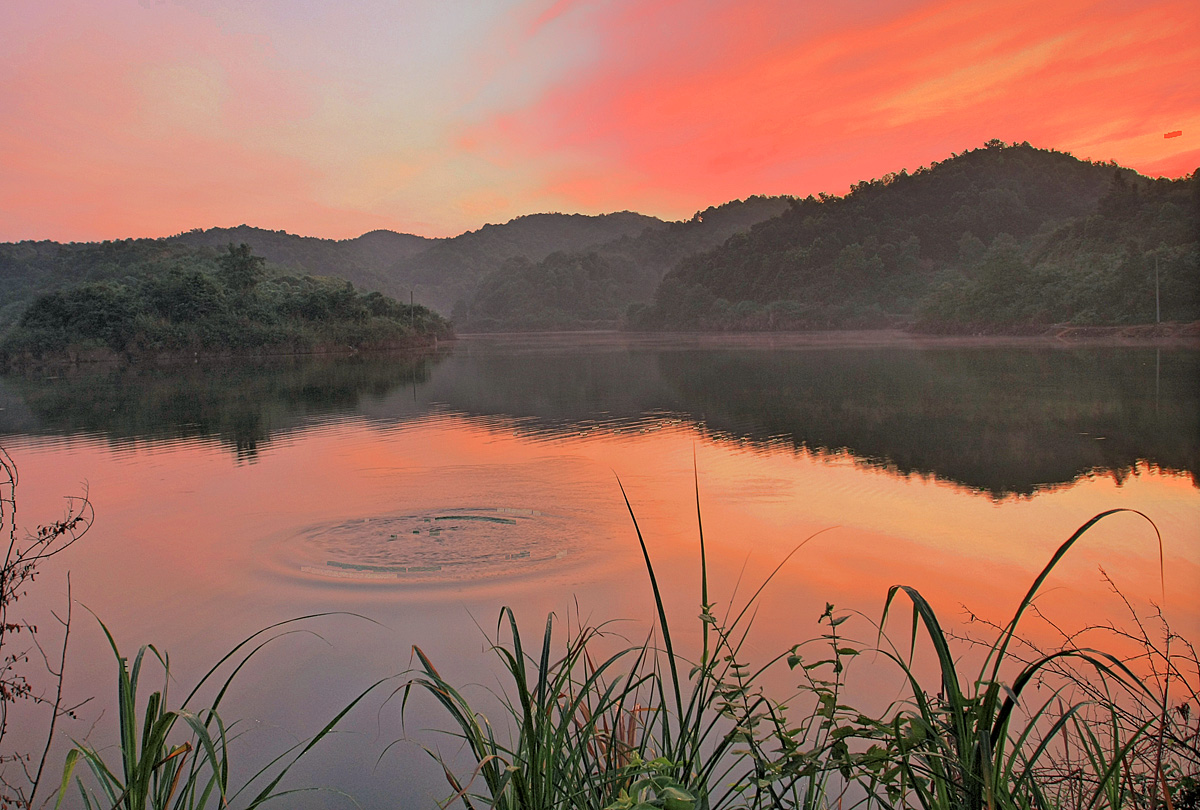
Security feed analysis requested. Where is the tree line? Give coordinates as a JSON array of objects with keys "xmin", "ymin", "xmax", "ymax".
[
  {"xmin": 1, "ymin": 243, "xmax": 452, "ymax": 365},
  {"xmin": 631, "ymin": 142, "xmax": 1198, "ymax": 331}
]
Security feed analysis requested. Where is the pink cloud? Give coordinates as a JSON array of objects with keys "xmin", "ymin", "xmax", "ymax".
[
  {"xmin": 3, "ymin": 0, "xmax": 1196, "ymax": 240},
  {"xmin": 467, "ymin": 0, "xmax": 1200, "ymax": 216}
]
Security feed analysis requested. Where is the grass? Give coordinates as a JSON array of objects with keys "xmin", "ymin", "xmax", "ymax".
[
  {"xmin": 58, "ymin": 614, "xmax": 386, "ymax": 810},
  {"xmin": 401, "ymin": 489, "xmax": 1194, "ymax": 810},
  {"xmin": 857, "ymin": 509, "xmax": 1162, "ymax": 810},
  {"xmin": 399, "ymin": 475, "xmax": 847, "ymax": 810}
]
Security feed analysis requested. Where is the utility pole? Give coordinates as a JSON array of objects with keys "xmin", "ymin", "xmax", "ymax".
[
  {"xmin": 1154, "ymin": 254, "xmax": 1160, "ymax": 324},
  {"xmin": 410, "ymin": 290, "xmax": 415, "ymax": 330}
]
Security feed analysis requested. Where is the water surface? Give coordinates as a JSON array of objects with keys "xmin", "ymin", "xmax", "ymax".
[{"xmin": 2, "ymin": 333, "xmax": 1196, "ymax": 808}]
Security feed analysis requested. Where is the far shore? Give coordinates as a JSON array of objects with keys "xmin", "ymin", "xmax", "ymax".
[
  {"xmin": 0, "ymin": 334, "xmax": 451, "ymax": 373},
  {"xmin": 457, "ymin": 321, "xmax": 1200, "ymax": 349},
  {"xmin": 3, "ymin": 321, "xmax": 1197, "ymax": 374}
]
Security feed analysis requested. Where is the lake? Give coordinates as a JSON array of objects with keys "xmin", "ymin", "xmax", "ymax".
[{"xmin": 2, "ymin": 332, "xmax": 1198, "ymax": 809}]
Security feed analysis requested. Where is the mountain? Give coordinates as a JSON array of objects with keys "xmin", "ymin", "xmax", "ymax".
[
  {"xmin": 2, "ymin": 142, "xmax": 1194, "ymax": 337},
  {"xmin": 160, "ymin": 212, "xmax": 668, "ymax": 314},
  {"xmin": 633, "ymin": 141, "xmax": 1198, "ymax": 331},
  {"xmin": 0, "ymin": 213, "xmax": 663, "ymax": 331},
  {"xmin": 167, "ymin": 226, "xmax": 434, "ymax": 295},
  {"xmin": 458, "ymin": 196, "xmax": 791, "ymax": 330},
  {"xmin": 391, "ymin": 211, "xmax": 665, "ymax": 314}
]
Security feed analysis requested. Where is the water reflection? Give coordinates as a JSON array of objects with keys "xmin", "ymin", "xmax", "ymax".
[
  {"xmin": 1, "ymin": 336, "xmax": 1196, "ymax": 495},
  {"xmin": 3, "ymin": 337, "xmax": 1196, "ymax": 810},
  {"xmin": 405, "ymin": 338, "xmax": 1199, "ymax": 497},
  {"xmin": 0, "ymin": 352, "xmax": 443, "ymax": 462},
  {"xmin": 652, "ymin": 346, "xmax": 1199, "ymax": 497}
]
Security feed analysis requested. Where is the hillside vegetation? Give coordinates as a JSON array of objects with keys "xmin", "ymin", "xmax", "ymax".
[
  {"xmin": 1, "ymin": 142, "xmax": 1194, "ymax": 339},
  {"xmin": 169, "ymin": 226, "xmax": 434, "ymax": 294},
  {"xmin": 168, "ymin": 212, "xmax": 672, "ymax": 318},
  {"xmin": 459, "ymin": 197, "xmax": 790, "ymax": 330},
  {"xmin": 0, "ymin": 201, "xmax": 791, "ymax": 336},
  {"xmin": 1, "ymin": 244, "xmax": 451, "ymax": 366},
  {"xmin": 632, "ymin": 141, "xmax": 1198, "ymax": 331}
]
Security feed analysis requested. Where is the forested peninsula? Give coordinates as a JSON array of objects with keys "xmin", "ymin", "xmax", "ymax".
[
  {"xmin": 1, "ymin": 141, "xmax": 1196, "ymax": 353},
  {"xmin": 0, "ymin": 243, "xmax": 452, "ymax": 367}
]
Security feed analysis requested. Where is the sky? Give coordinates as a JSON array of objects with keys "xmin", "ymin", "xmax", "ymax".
[{"xmin": 2, "ymin": 0, "xmax": 1197, "ymax": 242}]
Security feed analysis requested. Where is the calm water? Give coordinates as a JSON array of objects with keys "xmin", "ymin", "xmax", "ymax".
[{"xmin": 2, "ymin": 333, "xmax": 1198, "ymax": 808}]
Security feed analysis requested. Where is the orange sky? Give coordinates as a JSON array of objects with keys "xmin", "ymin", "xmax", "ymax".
[{"xmin": 2, "ymin": 0, "xmax": 1197, "ymax": 242}]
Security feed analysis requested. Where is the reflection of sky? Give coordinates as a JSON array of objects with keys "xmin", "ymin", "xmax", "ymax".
[
  {"xmin": 14, "ymin": 413, "xmax": 1199, "ymax": 662},
  {"xmin": 3, "ymin": 1, "xmax": 1197, "ymax": 241},
  {"xmin": 11, "ymin": 411, "xmax": 1198, "ymax": 808}
]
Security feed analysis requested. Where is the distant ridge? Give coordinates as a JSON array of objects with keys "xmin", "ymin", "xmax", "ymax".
[
  {"xmin": 2, "ymin": 141, "xmax": 1195, "ymax": 335},
  {"xmin": 168, "ymin": 225, "xmax": 434, "ymax": 293},
  {"xmin": 631, "ymin": 141, "xmax": 1198, "ymax": 331}
]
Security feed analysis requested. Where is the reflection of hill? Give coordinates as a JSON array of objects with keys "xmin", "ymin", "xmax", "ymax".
[
  {"xmin": 402, "ymin": 341, "xmax": 1198, "ymax": 498},
  {"xmin": 2, "ymin": 341, "xmax": 1195, "ymax": 496},
  {"xmin": 652, "ymin": 347, "xmax": 1199, "ymax": 497},
  {"xmin": 0, "ymin": 353, "xmax": 444, "ymax": 462}
]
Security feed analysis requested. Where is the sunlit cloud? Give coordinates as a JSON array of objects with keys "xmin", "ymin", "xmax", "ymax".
[
  {"xmin": 1, "ymin": 0, "xmax": 1196, "ymax": 241},
  {"xmin": 467, "ymin": 0, "xmax": 1199, "ymax": 219}
]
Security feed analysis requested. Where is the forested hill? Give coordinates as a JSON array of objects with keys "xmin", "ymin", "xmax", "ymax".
[
  {"xmin": 393, "ymin": 211, "xmax": 664, "ymax": 315},
  {"xmin": 0, "ymin": 213, "xmax": 667, "ymax": 330},
  {"xmin": 458, "ymin": 196, "xmax": 791, "ymax": 330},
  {"xmin": 2, "ymin": 142, "xmax": 1195, "ymax": 338},
  {"xmin": 632, "ymin": 141, "xmax": 1199, "ymax": 331},
  {"xmin": 175, "ymin": 212, "xmax": 671, "ymax": 315},
  {"xmin": 169, "ymin": 226, "xmax": 434, "ymax": 294},
  {"xmin": 1, "ymin": 244, "xmax": 453, "ymax": 366}
]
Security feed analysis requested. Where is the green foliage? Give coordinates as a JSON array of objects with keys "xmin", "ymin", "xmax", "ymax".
[
  {"xmin": 0, "ymin": 201, "xmax": 790, "ymax": 336},
  {"xmin": 60, "ymin": 616, "xmax": 383, "ymax": 810},
  {"xmin": 450, "ymin": 200, "xmax": 790, "ymax": 329},
  {"xmin": 388, "ymin": 212, "xmax": 665, "ymax": 316},
  {"xmin": 919, "ymin": 170, "xmax": 1200, "ymax": 330},
  {"xmin": 168, "ymin": 226, "xmax": 432, "ymax": 299},
  {"xmin": 15, "ymin": 282, "xmax": 140, "ymax": 351},
  {"xmin": 635, "ymin": 143, "xmax": 1198, "ymax": 331},
  {"xmin": 404, "ymin": 476, "xmax": 1191, "ymax": 810},
  {"xmin": 215, "ymin": 244, "xmax": 265, "ymax": 293},
  {"xmin": 0, "ymin": 239, "xmax": 221, "ymax": 334},
  {"xmin": 402, "ymin": 481, "xmax": 846, "ymax": 810},
  {"xmin": 462, "ymin": 251, "xmax": 646, "ymax": 331},
  {"xmin": 0, "ymin": 246, "xmax": 453, "ymax": 364},
  {"xmin": 403, "ymin": 609, "xmax": 650, "ymax": 810}
]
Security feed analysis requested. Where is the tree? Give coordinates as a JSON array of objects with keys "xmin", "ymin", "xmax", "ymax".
[{"xmin": 216, "ymin": 243, "xmax": 265, "ymax": 293}]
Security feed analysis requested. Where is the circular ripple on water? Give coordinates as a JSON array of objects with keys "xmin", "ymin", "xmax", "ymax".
[{"xmin": 296, "ymin": 507, "xmax": 574, "ymax": 582}]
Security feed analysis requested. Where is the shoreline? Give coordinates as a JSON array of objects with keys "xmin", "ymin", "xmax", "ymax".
[
  {"xmin": 456, "ymin": 322, "xmax": 1200, "ymax": 350},
  {"xmin": 0, "ymin": 334, "xmax": 455, "ymax": 373},
  {"xmin": 4, "ymin": 321, "xmax": 1197, "ymax": 372}
]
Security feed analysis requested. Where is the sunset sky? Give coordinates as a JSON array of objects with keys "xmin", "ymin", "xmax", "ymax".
[{"xmin": 3, "ymin": 0, "xmax": 1197, "ymax": 242}]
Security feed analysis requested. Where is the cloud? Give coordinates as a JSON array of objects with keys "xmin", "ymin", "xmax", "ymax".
[
  {"xmin": 2, "ymin": 0, "xmax": 1197, "ymax": 240},
  {"xmin": 464, "ymin": 0, "xmax": 1200, "ymax": 217}
]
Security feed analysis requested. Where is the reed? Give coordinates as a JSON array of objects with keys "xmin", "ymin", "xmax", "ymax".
[
  {"xmin": 401, "ymin": 476, "xmax": 857, "ymax": 810},
  {"xmin": 402, "ymin": 491, "xmax": 1186, "ymax": 810},
  {"xmin": 859, "ymin": 509, "xmax": 1162, "ymax": 810},
  {"xmin": 58, "ymin": 615, "xmax": 384, "ymax": 810}
]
